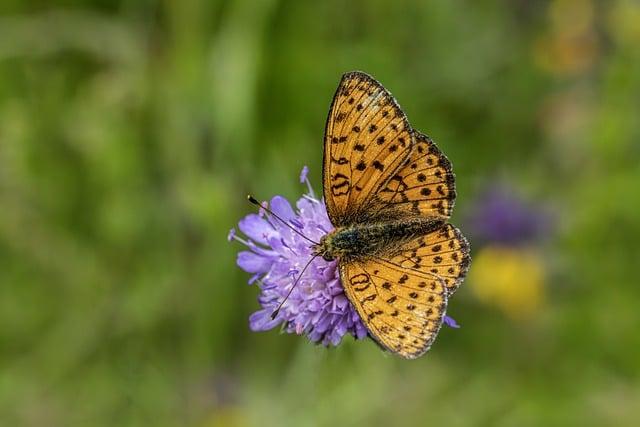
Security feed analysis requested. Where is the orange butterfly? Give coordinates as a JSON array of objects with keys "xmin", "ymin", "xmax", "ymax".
[
  {"xmin": 249, "ymin": 71, "xmax": 471, "ymax": 358},
  {"xmin": 311, "ymin": 71, "xmax": 471, "ymax": 358}
]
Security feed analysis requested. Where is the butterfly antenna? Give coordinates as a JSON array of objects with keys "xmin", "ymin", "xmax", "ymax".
[
  {"xmin": 247, "ymin": 195, "xmax": 319, "ymax": 245},
  {"xmin": 270, "ymin": 254, "xmax": 320, "ymax": 320}
]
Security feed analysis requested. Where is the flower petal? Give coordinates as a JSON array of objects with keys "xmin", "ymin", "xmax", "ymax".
[
  {"xmin": 249, "ymin": 309, "xmax": 281, "ymax": 331},
  {"xmin": 270, "ymin": 196, "xmax": 295, "ymax": 223},
  {"xmin": 237, "ymin": 251, "xmax": 273, "ymax": 274},
  {"xmin": 355, "ymin": 322, "xmax": 368, "ymax": 339},
  {"xmin": 332, "ymin": 294, "xmax": 349, "ymax": 311},
  {"xmin": 299, "ymin": 165, "xmax": 309, "ymax": 183},
  {"xmin": 328, "ymin": 330, "xmax": 343, "ymax": 346},
  {"xmin": 443, "ymin": 315, "xmax": 461, "ymax": 328},
  {"xmin": 290, "ymin": 218, "xmax": 304, "ymax": 229},
  {"xmin": 239, "ymin": 214, "xmax": 275, "ymax": 245}
]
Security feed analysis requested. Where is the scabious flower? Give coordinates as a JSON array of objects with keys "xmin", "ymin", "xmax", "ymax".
[
  {"xmin": 229, "ymin": 168, "xmax": 367, "ymax": 346},
  {"xmin": 230, "ymin": 167, "xmax": 459, "ymax": 347}
]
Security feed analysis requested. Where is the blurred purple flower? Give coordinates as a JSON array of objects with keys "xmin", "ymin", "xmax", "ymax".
[{"xmin": 467, "ymin": 185, "xmax": 551, "ymax": 246}]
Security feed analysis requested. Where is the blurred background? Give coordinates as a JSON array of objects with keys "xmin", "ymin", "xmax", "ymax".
[{"xmin": 1, "ymin": 0, "xmax": 639, "ymax": 426}]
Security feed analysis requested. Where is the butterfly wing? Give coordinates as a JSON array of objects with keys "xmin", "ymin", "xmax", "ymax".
[
  {"xmin": 323, "ymin": 72, "xmax": 470, "ymax": 357},
  {"xmin": 323, "ymin": 72, "xmax": 457, "ymax": 226},
  {"xmin": 340, "ymin": 257, "xmax": 448, "ymax": 359},
  {"xmin": 323, "ymin": 71, "xmax": 414, "ymax": 226},
  {"xmin": 339, "ymin": 223, "xmax": 470, "ymax": 358},
  {"xmin": 372, "ymin": 131, "xmax": 456, "ymax": 220},
  {"xmin": 388, "ymin": 223, "xmax": 471, "ymax": 296}
]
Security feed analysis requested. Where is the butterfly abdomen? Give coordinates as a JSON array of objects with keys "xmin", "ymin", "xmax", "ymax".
[{"xmin": 317, "ymin": 218, "xmax": 443, "ymax": 261}]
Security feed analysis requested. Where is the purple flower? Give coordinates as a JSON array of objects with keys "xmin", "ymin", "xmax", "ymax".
[
  {"xmin": 230, "ymin": 167, "xmax": 367, "ymax": 346},
  {"xmin": 299, "ymin": 165, "xmax": 309, "ymax": 183},
  {"xmin": 230, "ymin": 167, "xmax": 461, "ymax": 347},
  {"xmin": 467, "ymin": 185, "xmax": 551, "ymax": 246},
  {"xmin": 443, "ymin": 315, "xmax": 460, "ymax": 329}
]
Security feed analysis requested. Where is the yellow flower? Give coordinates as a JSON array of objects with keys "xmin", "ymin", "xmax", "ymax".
[{"xmin": 468, "ymin": 246, "xmax": 545, "ymax": 320}]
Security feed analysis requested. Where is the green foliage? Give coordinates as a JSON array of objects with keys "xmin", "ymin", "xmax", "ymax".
[{"xmin": 1, "ymin": 0, "xmax": 639, "ymax": 425}]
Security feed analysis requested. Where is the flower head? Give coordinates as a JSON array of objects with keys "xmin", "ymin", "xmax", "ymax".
[
  {"xmin": 230, "ymin": 168, "xmax": 367, "ymax": 346},
  {"xmin": 230, "ymin": 167, "xmax": 461, "ymax": 347}
]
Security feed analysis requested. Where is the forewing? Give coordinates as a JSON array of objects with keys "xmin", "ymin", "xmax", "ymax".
[
  {"xmin": 389, "ymin": 223, "xmax": 471, "ymax": 296},
  {"xmin": 340, "ymin": 258, "xmax": 448, "ymax": 359},
  {"xmin": 323, "ymin": 71, "xmax": 414, "ymax": 226},
  {"xmin": 371, "ymin": 131, "xmax": 456, "ymax": 221}
]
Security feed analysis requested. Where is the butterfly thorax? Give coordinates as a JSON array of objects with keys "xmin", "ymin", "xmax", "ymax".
[{"xmin": 314, "ymin": 217, "xmax": 444, "ymax": 262}]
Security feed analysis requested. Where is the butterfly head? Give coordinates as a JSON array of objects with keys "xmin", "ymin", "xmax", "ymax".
[
  {"xmin": 312, "ymin": 228, "xmax": 358, "ymax": 262},
  {"xmin": 312, "ymin": 234, "xmax": 336, "ymax": 262}
]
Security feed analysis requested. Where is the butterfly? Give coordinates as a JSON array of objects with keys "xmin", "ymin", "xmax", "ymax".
[{"xmin": 311, "ymin": 71, "xmax": 471, "ymax": 359}]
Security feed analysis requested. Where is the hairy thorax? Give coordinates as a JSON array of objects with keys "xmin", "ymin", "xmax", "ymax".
[{"xmin": 314, "ymin": 217, "xmax": 443, "ymax": 262}]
